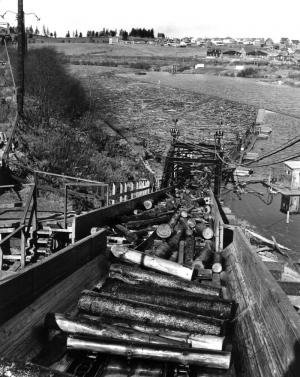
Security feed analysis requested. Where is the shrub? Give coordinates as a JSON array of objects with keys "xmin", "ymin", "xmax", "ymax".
[
  {"xmin": 237, "ymin": 67, "xmax": 259, "ymax": 78},
  {"xmin": 9, "ymin": 47, "xmax": 89, "ymax": 119},
  {"xmin": 129, "ymin": 62, "xmax": 151, "ymax": 70}
]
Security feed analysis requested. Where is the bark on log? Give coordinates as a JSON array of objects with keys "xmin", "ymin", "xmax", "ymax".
[
  {"xmin": 125, "ymin": 213, "xmax": 174, "ymax": 229},
  {"xmin": 180, "ymin": 218, "xmax": 194, "ymax": 237},
  {"xmin": 194, "ymin": 241, "xmax": 214, "ymax": 268},
  {"xmin": 155, "ymin": 229, "xmax": 184, "ymax": 259},
  {"xmin": 114, "ymin": 224, "xmax": 138, "ymax": 243},
  {"xmin": 78, "ymin": 293, "xmax": 223, "ymax": 335},
  {"xmin": 0, "ymin": 358, "xmax": 72, "ymax": 377},
  {"xmin": 45, "ymin": 313, "xmax": 182, "ymax": 347},
  {"xmin": 178, "ymin": 240, "xmax": 185, "ymax": 264},
  {"xmin": 168, "ymin": 211, "xmax": 181, "ymax": 229},
  {"xmin": 80, "ymin": 314, "xmax": 225, "ymax": 351},
  {"xmin": 67, "ymin": 337, "xmax": 231, "ymax": 369},
  {"xmin": 169, "ymin": 250, "xmax": 178, "ymax": 262},
  {"xmin": 122, "ymin": 208, "xmax": 171, "ymax": 222},
  {"xmin": 102, "ymin": 357, "xmax": 163, "ymax": 377},
  {"xmin": 101, "ymin": 279, "xmax": 233, "ymax": 320},
  {"xmin": 110, "ymin": 263, "xmax": 220, "ymax": 296},
  {"xmin": 110, "ymin": 245, "xmax": 193, "ymax": 280},
  {"xmin": 194, "ymin": 268, "xmax": 213, "ymax": 280},
  {"xmin": 184, "ymin": 236, "xmax": 195, "ymax": 267}
]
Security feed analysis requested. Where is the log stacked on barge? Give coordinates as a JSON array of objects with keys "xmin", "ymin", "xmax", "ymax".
[{"xmin": 40, "ymin": 184, "xmax": 235, "ymax": 375}]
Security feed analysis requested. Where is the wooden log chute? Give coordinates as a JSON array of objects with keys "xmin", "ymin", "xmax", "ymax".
[{"xmin": 0, "ymin": 180, "xmax": 236, "ymax": 374}]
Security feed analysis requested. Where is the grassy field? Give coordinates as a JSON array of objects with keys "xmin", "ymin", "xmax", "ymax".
[{"xmin": 29, "ymin": 42, "xmax": 207, "ymax": 58}]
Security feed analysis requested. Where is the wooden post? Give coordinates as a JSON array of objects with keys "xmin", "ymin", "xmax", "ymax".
[
  {"xmin": 286, "ymin": 210, "xmax": 290, "ymax": 224},
  {"xmin": 111, "ymin": 183, "xmax": 116, "ymax": 205},
  {"xmin": 20, "ymin": 227, "xmax": 26, "ymax": 268},
  {"xmin": 0, "ymin": 244, "xmax": 3, "ymax": 270},
  {"xmin": 124, "ymin": 182, "xmax": 128, "ymax": 201},
  {"xmin": 129, "ymin": 182, "xmax": 134, "ymax": 199},
  {"xmin": 17, "ymin": 0, "xmax": 25, "ymax": 116},
  {"xmin": 64, "ymin": 185, "xmax": 68, "ymax": 229},
  {"xmin": 119, "ymin": 183, "xmax": 123, "ymax": 202}
]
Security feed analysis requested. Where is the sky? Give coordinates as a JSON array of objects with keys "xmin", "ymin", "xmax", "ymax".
[{"xmin": 0, "ymin": 0, "xmax": 299, "ymax": 41}]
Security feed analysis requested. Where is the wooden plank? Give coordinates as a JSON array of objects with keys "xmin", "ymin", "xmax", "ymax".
[
  {"xmin": 0, "ymin": 230, "xmax": 106, "ymax": 325},
  {"xmin": 0, "ymin": 253, "xmax": 108, "ymax": 360},
  {"xmin": 224, "ymin": 227, "xmax": 300, "ymax": 377},
  {"xmin": 278, "ymin": 281, "xmax": 300, "ymax": 296},
  {"xmin": 74, "ymin": 187, "xmax": 174, "ymax": 241},
  {"xmin": 264, "ymin": 261, "xmax": 284, "ymax": 281}
]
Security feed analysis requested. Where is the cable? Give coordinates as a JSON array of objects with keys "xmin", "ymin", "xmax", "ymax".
[{"xmin": 243, "ymin": 134, "xmax": 300, "ymax": 166}]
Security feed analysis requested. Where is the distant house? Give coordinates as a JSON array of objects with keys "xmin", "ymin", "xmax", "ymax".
[
  {"xmin": 211, "ymin": 39, "xmax": 224, "ymax": 46},
  {"xmin": 293, "ymin": 49, "xmax": 300, "ymax": 60},
  {"xmin": 207, "ymin": 48, "xmax": 222, "ymax": 57},
  {"xmin": 109, "ymin": 36, "xmax": 119, "ymax": 44},
  {"xmin": 254, "ymin": 38, "xmax": 265, "ymax": 47},
  {"xmin": 265, "ymin": 38, "xmax": 274, "ymax": 47},
  {"xmin": 280, "ymin": 37, "xmax": 290, "ymax": 46}
]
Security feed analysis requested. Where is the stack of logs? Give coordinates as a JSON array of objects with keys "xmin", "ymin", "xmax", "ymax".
[{"xmin": 45, "ymin": 186, "xmax": 236, "ymax": 376}]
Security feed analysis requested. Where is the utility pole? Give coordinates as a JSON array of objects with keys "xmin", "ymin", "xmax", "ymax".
[{"xmin": 17, "ymin": 0, "xmax": 25, "ymax": 116}]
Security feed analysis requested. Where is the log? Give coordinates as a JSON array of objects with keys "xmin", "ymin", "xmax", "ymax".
[
  {"xmin": 45, "ymin": 313, "xmax": 182, "ymax": 347},
  {"xmin": 169, "ymin": 250, "xmax": 178, "ymax": 262},
  {"xmin": 102, "ymin": 357, "xmax": 163, "ymax": 377},
  {"xmin": 125, "ymin": 213, "xmax": 174, "ymax": 229},
  {"xmin": 143, "ymin": 199, "xmax": 154, "ymax": 210},
  {"xmin": 194, "ymin": 241, "xmax": 214, "ymax": 268},
  {"xmin": 101, "ymin": 279, "xmax": 233, "ymax": 319},
  {"xmin": 110, "ymin": 263, "xmax": 220, "ymax": 296},
  {"xmin": 184, "ymin": 236, "xmax": 195, "ymax": 267},
  {"xmin": 212, "ymin": 253, "xmax": 223, "ymax": 274},
  {"xmin": 156, "ymin": 223, "xmax": 172, "ymax": 239},
  {"xmin": 114, "ymin": 224, "xmax": 138, "ymax": 244},
  {"xmin": 195, "ymin": 223, "xmax": 214, "ymax": 240},
  {"xmin": 78, "ymin": 293, "xmax": 223, "ymax": 335},
  {"xmin": 178, "ymin": 240, "xmax": 185, "ymax": 264},
  {"xmin": 122, "ymin": 208, "xmax": 171, "ymax": 222},
  {"xmin": 0, "ymin": 358, "xmax": 72, "ymax": 377},
  {"xmin": 168, "ymin": 211, "xmax": 181, "ymax": 229},
  {"xmin": 110, "ymin": 245, "xmax": 193, "ymax": 280},
  {"xmin": 245, "ymin": 229, "xmax": 290, "ymax": 251},
  {"xmin": 180, "ymin": 218, "xmax": 194, "ymax": 237},
  {"xmin": 80, "ymin": 315, "xmax": 225, "ymax": 351},
  {"xmin": 67, "ymin": 337, "xmax": 231, "ymax": 369},
  {"xmin": 155, "ymin": 228, "xmax": 184, "ymax": 259}
]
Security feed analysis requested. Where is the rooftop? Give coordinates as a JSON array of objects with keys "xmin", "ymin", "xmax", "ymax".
[{"xmin": 284, "ymin": 160, "xmax": 300, "ymax": 170}]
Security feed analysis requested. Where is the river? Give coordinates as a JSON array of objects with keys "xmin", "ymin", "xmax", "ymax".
[{"xmin": 122, "ymin": 71, "xmax": 300, "ymax": 119}]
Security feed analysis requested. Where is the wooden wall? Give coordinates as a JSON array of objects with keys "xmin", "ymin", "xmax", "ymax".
[
  {"xmin": 224, "ymin": 227, "xmax": 300, "ymax": 377},
  {"xmin": 0, "ymin": 229, "xmax": 106, "ymax": 326},
  {"xmin": 74, "ymin": 187, "xmax": 173, "ymax": 241}
]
